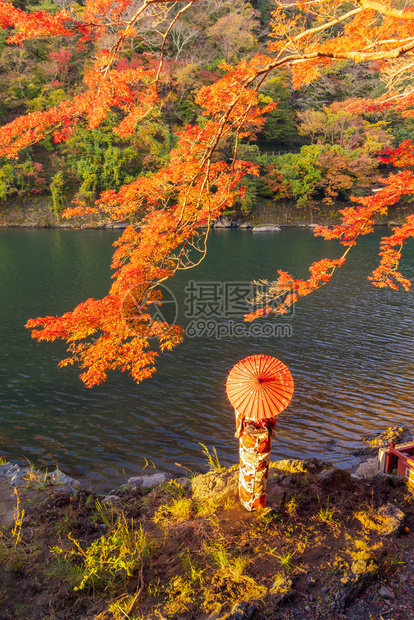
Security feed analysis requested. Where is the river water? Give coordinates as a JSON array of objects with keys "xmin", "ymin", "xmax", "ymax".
[{"xmin": 0, "ymin": 227, "xmax": 413, "ymax": 488}]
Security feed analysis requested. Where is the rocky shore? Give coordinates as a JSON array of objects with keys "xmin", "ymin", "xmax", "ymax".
[
  {"xmin": 0, "ymin": 195, "xmax": 408, "ymax": 230},
  {"xmin": 1, "ymin": 426, "xmax": 414, "ymax": 619}
]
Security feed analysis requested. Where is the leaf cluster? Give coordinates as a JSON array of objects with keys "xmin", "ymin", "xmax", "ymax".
[{"xmin": 0, "ymin": 0, "xmax": 413, "ymax": 383}]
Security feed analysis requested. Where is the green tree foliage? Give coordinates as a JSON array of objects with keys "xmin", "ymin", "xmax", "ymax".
[
  {"xmin": 388, "ymin": 115, "xmax": 414, "ymax": 146},
  {"xmin": 62, "ymin": 121, "xmax": 171, "ymax": 202},
  {"xmin": 63, "ymin": 127, "xmax": 138, "ymax": 201},
  {"xmin": 297, "ymin": 101, "xmax": 393, "ymax": 152},
  {"xmin": 263, "ymin": 144, "xmax": 384, "ymax": 207},
  {"xmin": 50, "ymin": 171, "xmax": 65, "ymax": 216},
  {"xmin": 0, "ymin": 155, "xmax": 46, "ymax": 200},
  {"xmin": 0, "ymin": 0, "xmax": 413, "ymax": 215},
  {"xmin": 207, "ymin": 0, "xmax": 260, "ymax": 61},
  {"xmin": 0, "ymin": 163, "xmax": 14, "ymax": 201},
  {"xmin": 258, "ymin": 75, "xmax": 299, "ymax": 147},
  {"xmin": 261, "ymin": 101, "xmax": 394, "ymax": 208},
  {"xmin": 269, "ymin": 145, "xmax": 324, "ymax": 205}
]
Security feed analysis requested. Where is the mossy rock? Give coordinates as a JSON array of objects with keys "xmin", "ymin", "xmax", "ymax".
[
  {"xmin": 191, "ymin": 469, "xmax": 238, "ymax": 504},
  {"xmin": 269, "ymin": 457, "xmax": 325, "ymax": 475},
  {"xmin": 363, "ymin": 426, "xmax": 411, "ymax": 449}
]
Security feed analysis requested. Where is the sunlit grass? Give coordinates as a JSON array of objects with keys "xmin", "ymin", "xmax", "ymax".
[{"xmin": 51, "ymin": 513, "xmax": 153, "ymax": 591}]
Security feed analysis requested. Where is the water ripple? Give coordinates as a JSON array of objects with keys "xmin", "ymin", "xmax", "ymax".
[{"xmin": 0, "ymin": 228, "xmax": 413, "ymax": 488}]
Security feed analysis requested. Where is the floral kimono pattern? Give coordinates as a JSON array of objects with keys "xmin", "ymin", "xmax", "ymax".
[
  {"xmin": 235, "ymin": 410, "xmax": 276, "ymax": 511},
  {"xmin": 238, "ymin": 429, "xmax": 272, "ymax": 511}
]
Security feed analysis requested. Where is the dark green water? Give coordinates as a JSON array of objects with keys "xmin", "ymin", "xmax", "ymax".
[{"xmin": 1, "ymin": 227, "xmax": 413, "ymax": 488}]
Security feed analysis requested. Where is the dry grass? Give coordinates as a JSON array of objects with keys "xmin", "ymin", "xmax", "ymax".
[{"xmin": 0, "ymin": 462, "xmax": 414, "ymax": 619}]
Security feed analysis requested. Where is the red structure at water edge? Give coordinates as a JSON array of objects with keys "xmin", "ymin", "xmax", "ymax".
[
  {"xmin": 226, "ymin": 354, "xmax": 294, "ymax": 511},
  {"xmin": 379, "ymin": 441, "xmax": 414, "ymax": 484}
]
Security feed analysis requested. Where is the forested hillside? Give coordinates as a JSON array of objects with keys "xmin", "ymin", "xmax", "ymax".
[{"xmin": 1, "ymin": 0, "xmax": 413, "ymax": 221}]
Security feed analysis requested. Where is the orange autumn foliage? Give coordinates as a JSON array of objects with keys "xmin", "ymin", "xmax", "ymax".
[{"xmin": 0, "ymin": 0, "xmax": 413, "ymax": 384}]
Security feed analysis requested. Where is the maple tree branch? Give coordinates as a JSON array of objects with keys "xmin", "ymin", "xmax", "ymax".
[
  {"xmin": 357, "ymin": 0, "xmax": 414, "ymax": 20},
  {"xmin": 287, "ymin": 6, "xmax": 363, "ymax": 45},
  {"xmin": 365, "ymin": 37, "xmax": 414, "ymax": 48},
  {"xmin": 268, "ymin": 1, "xmax": 414, "ymax": 70},
  {"xmin": 386, "ymin": 60, "xmax": 414, "ymax": 80},
  {"xmin": 311, "ymin": 40, "xmax": 414, "ymax": 63},
  {"xmin": 154, "ymin": 0, "xmax": 196, "ymax": 85},
  {"xmin": 280, "ymin": 0, "xmax": 414, "ymax": 20},
  {"xmin": 177, "ymin": 225, "xmax": 211, "ymax": 270},
  {"xmin": 381, "ymin": 86, "xmax": 414, "ymax": 103},
  {"xmin": 103, "ymin": 0, "xmax": 195, "ymax": 75},
  {"xmin": 262, "ymin": 37, "xmax": 414, "ymax": 71}
]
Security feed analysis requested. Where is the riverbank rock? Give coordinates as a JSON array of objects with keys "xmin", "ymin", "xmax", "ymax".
[
  {"xmin": 352, "ymin": 457, "xmax": 379, "ymax": 478},
  {"xmin": 213, "ymin": 216, "xmax": 236, "ymax": 228},
  {"xmin": 0, "ymin": 463, "xmax": 30, "ymax": 487},
  {"xmin": 0, "ymin": 478, "xmax": 16, "ymax": 527},
  {"xmin": 317, "ymin": 466, "xmax": 352, "ymax": 485},
  {"xmin": 252, "ymin": 225, "xmax": 281, "ymax": 232},
  {"xmin": 379, "ymin": 585, "xmax": 395, "ymax": 599},
  {"xmin": 102, "ymin": 494, "xmax": 122, "ymax": 505},
  {"xmin": 269, "ymin": 458, "xmax": 322, "ymax": 474},
  {"xmin": 175, "ymin": 476, "xmax": 191, "ymax": 488},
  {"xmin": 104, "ymin": 222, "xmax": 128, "ymax": 229},
  {"xmin": 378, "ymin": 502, "xmax": 405, "ymax": 536},
  {"xmin": 353, "ymin": 426, "xmax": 412, "ymax": 456},
  {"xmin": 365, "ymin": 427, "xmax": 412, "ymax": 449},
  {"xmin": 47, "ymin": 469, "xmax": 81, "ymax": 489},
  {"xmin": 191, "ymin": 468, "xmax": 238, "ymax": 504},
  {"xmin": 127, "ymin": 472, "xmax": 171, "ymax": 489},
  {"xmin": 225, "ymin": 601, "xmax": 255, "ymax": 620},
  {"xmin": 0, "ymin": 462, "xmax": 82, "ymax": 531},
  {"xmin": 0, "ymin": 462, "xmax": 81, "ymax": 490}
]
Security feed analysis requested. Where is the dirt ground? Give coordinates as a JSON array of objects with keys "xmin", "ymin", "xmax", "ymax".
[{"xmin": 1, "ymin": 453, "xmax": 414, "ymax": 620}]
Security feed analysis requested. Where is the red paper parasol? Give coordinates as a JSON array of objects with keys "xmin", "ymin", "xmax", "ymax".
[{"xmin": 226, "ymin": 354, "xmax": 294, "ymax": 421}]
